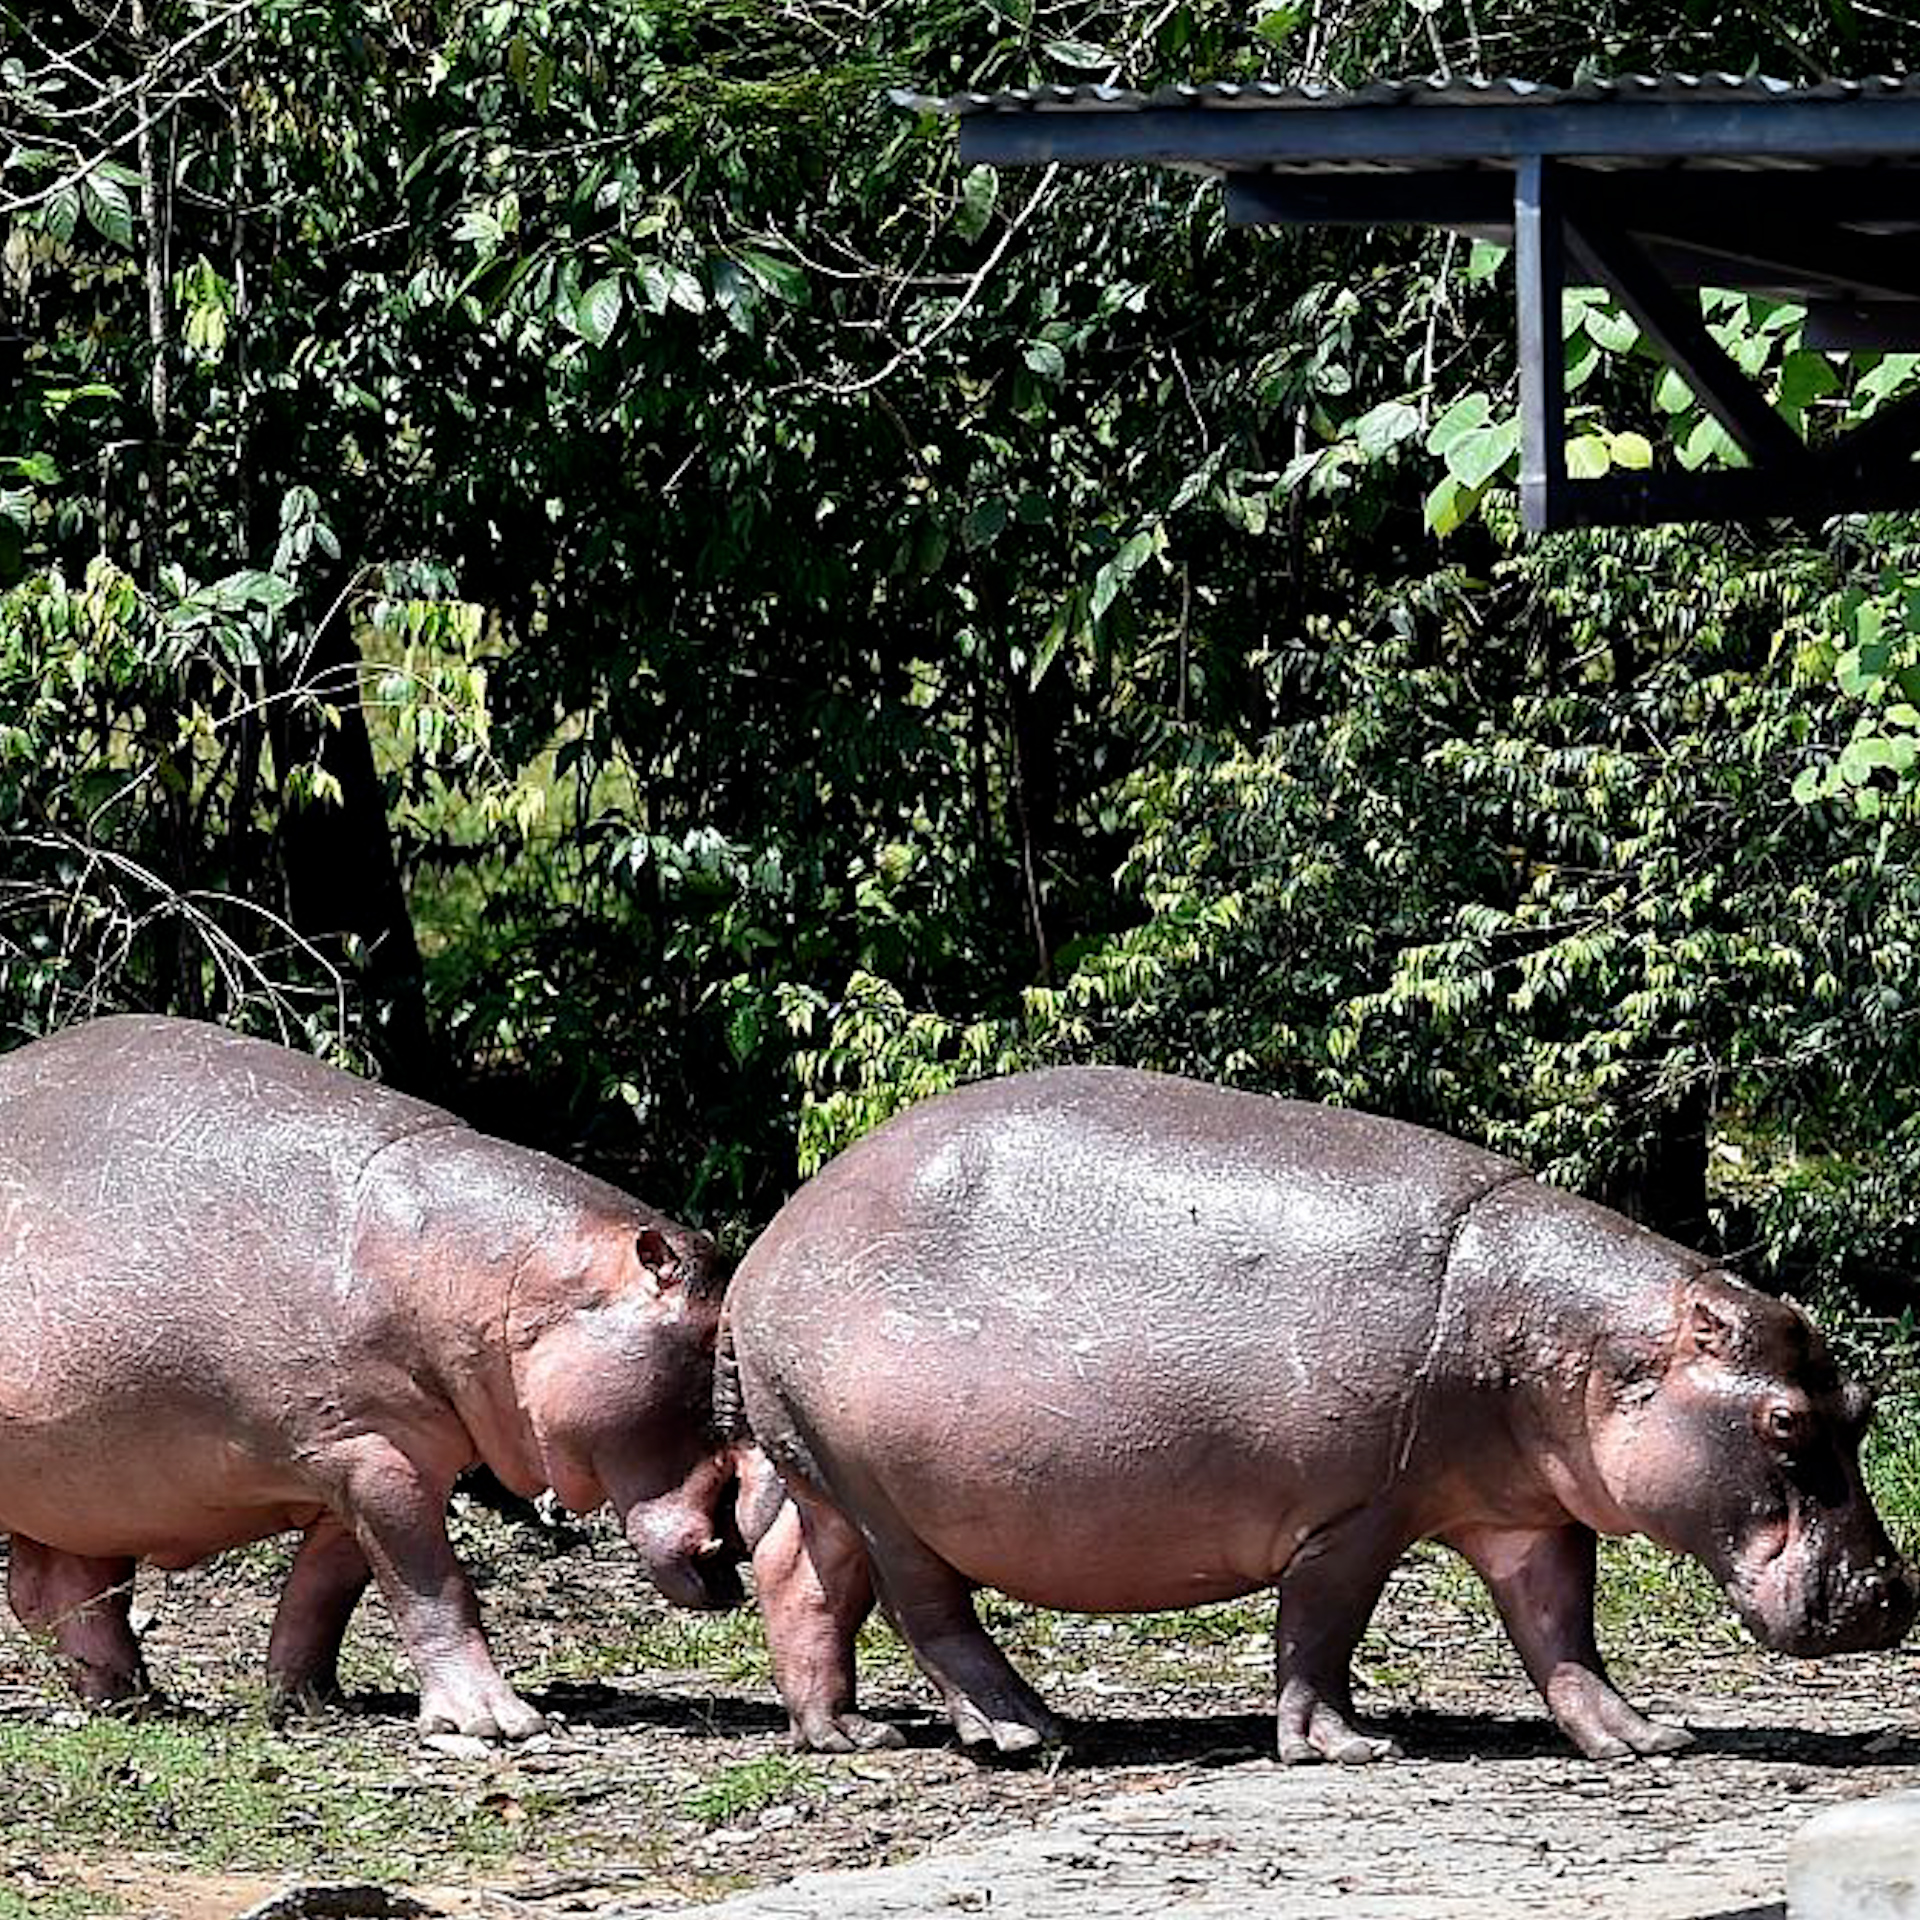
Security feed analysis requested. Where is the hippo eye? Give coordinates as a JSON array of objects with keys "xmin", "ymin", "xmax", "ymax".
[{"xmin": 1763, "ymin": 1404, "xmax": 1805, "ymax": 1449}]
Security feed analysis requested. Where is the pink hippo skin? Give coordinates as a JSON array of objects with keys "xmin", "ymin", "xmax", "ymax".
[
  {"xmin": 725, "ymin": 1067, "xmax": 1916, "ymax": 1761},
  {"xmin": 0, "ymin": 1016, "xmax": 740, "ymax": 1739}
]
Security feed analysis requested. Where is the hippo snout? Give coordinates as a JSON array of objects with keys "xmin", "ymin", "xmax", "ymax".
[
  {"xmin": 1759, "ymin": 1558, "xmax": 1917, "ymax": 1659},
  {"xmin": 623, "ymin": 1475, "xmax": 749, "ymax": 1612}
]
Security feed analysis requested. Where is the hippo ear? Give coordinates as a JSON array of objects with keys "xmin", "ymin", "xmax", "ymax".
[
  {"xmin": 1680, "ymin": 1295, "xmax": 1738, "ymax": 1359},
  {"xmin": 634, "ymin": 1226, "xmax": 683, "ymax": 1290}
]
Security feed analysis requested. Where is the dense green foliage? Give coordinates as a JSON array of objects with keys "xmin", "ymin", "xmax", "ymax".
[{"xmin": 6, "ymin": 0, "xmax": 1920, "ymax": 1308}]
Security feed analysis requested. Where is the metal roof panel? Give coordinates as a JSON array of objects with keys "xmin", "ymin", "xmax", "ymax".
[{"xmin": 898, "ymin": 73, "xmax": 1920, "ymax": 117}]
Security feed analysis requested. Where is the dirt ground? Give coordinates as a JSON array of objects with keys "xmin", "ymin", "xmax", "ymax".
[{"xmin": 1, "ymin": 1513, "xmax": 1916, "ymax": 1920}]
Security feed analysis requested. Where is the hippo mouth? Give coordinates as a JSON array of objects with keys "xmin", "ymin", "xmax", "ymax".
[
  {"xmin": 1724, "ymin": 1516, "xmax": 1916, "ymax": 1658},
  {"xmin": 650, "ymin": 1542, "xmax": 747, "ymax": 1612},
  {"xmin": 628, "ymin": 1475, "xmax": 748, "ymax": 1612}
]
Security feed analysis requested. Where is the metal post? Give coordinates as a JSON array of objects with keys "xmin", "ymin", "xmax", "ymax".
[{"xmin": 1515, "ymin": 156, "xmax": 1566, "ymax": 532}]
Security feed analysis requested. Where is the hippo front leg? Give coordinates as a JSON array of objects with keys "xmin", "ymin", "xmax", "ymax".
[
  {"xmin": 1274, "ymin": 1510, "xmax": 1407, "ymax": 1765},
  {"xmin": 335, "ymin": 1442, "xmax": 545, "ymax": 1742},
  {"xmin": 1447, "ymin": 1521, "xmax": 1693, "ymax": 1760}
]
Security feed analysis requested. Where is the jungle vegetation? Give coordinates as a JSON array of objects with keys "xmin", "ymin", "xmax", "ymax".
[{"xmin": 6, "ymin": 0, "xmax": 1920, "ymax": 1315}]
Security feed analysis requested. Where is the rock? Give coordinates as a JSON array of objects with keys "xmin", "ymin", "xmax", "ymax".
[
  {"xmin": 1787, "ymin": 1790, "xmax": 1920, "ymax": 1920},
  {"xmin": 233, "ymin": 1885, "xmax": 437, "ymax": 1920}
]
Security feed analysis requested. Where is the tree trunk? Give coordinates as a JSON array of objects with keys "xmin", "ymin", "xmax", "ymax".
[{"xmin": 269, "ymin": 589, "xmax": 439, "ymax": 1095}]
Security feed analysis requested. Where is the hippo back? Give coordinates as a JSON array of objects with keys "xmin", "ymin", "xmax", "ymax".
[{"xmin": 730, "ymin": 1066, "xmax": 1534, "ymax": 1580}]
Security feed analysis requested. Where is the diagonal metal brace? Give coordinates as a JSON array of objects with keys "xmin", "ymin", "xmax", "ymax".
[{"xmin": 1559, "ymin": 192, "xmax": 1813, "ymax": 476}]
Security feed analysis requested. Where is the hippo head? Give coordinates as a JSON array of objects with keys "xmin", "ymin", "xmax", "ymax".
[
  {"xmin": 512, "ymin": 1222, "xmax": 745, "ymax": 1612},
  {"xmin": 1587, "ymin": 1274, "xmax": 1915, "ymax": 1658}
]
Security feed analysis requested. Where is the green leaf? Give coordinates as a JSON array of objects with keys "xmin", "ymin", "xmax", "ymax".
[
  {"xmin": 1464, "ymin": 240, "xmax": 1508, "ymax": 282},
  {"xmin": 1426, "ymin": 391, "xmax": 1491, "ymax": 457},
  {"xmin": 738, "ymin": 248, "xmax": 808, "ymax": 306},
  {"xmin": 453, "ymin": 206, "xmax": 505, "ymax": 251},
  {"xmin": 955, "ymin": 166, "xmax": 998, "ymax": 242},
  {"xmin": 1090, "ymin": 528, "xmax": 1157, "ymax": 623},
  {"xmin": 1678, "ymin": 413, "xmax": 1740, "ymax": 471},
  {"xmin": 667, "ymin": 266, "xmax": 706, "ymax": 315},
  {"xmin": 1654, "ymin": 367, "xmax": 1695, "ymax": 415},
  {"xmin": 1024, "ymin": 340, "xmax": 1066, "ymax": 381},
  {"xmin": 1565, "ymin": 434, "xmax": 1611, "ymax": 480},
  {"xmin": 1353, "ymin": 399, "xmax": 1422, "ymax": 460},
  {"xmin": 1609, "ymin": 430, "xmax": 1654, "ymax": 470},
  {"xmin": 1444, "ymin": 416, "xmax": 1520, "ymax": 490},
  {"xmin": 1254, "ymin": 4, "xmax": 1305, "ymax": 48},
  {"xmin": 0, "ymin": 487, "xmax": 32, "ymax": 532},
  {"xmin": 44, "ymin": 183, "xmax": 79, "ymax": 245},
  {"xmin": 1777, "ymin": 350, "xmax": 1840, "ymax": 412},
  {"xmin": 1583, "ymin": 303, "xmax": 1638, "ymax": 354},
  {"xmin": 209, "ymin": 569, "xmax": 297, "ymax": 612},
  {"xmin": 79, "ymin": 171, "xmax": 133, "ymax": 250},
  {"xmin": 1564, "ymin": 330, "xmax": 1600, "ymax": 394},
  {"xmin": 963, "ymin": 497, "xmax": 1008, "ymax": 551},
  {"xmin": 1043, "ymin": 39, "xmax": 1109, "ymax": 68},
  {"xmin": 574, "ymin": 275, "xmax": 624, "ymax": 347},
  {"xmin": 1424, "ymin": 473, "xmax": 1474, "ymax": 537}
]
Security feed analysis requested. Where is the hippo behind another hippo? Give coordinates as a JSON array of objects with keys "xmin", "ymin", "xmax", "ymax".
[
  {"xmin": 0, "ymin": 1015, "xmax": 740, "ymax": 1739},
  {"xmin": 726, "ymin": 1066, "xmax": 1915, "ymax": 1760}
]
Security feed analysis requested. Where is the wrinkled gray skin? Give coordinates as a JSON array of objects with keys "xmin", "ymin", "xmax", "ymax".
[
  {"xmin": 728, "ymin": 1067, "xmax": 1916, "ymax": 1762},
  {"xmin": 0, "ymin": 1016, "xmax": 739, "ymax": 1740}
]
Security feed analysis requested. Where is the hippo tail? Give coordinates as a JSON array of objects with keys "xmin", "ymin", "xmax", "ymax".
[{"xmin": 713, "ymin": 1310, "xmax": 751, "ymax": 1444}]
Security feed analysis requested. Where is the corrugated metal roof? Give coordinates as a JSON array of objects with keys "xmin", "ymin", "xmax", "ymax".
[{"xmin": 901, "ymin": 73, "xmax": 1920, "ymax": 117}]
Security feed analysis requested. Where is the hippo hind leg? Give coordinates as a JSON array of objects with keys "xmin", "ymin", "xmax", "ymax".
[
  {"xmin": 6, "ymin": 1536, "xmax": 149, "ymax": 1708},
  {"xmin": 266, "ymin": 1515, "xmax": 373, "ymax": 1718},
  {"xmin": 1446, "ymin": 1521, "xmax": 1693, "ymax": 1761},
  {"xmin": 852, "ymin": 1498, "xmax": 1062, "ymax": 1756}
]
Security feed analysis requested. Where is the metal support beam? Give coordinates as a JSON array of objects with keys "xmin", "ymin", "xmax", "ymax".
[
  {"xmin": 1534, "ymin": 465, "xmax": 1920, "ymax": 526},
  {"xmin": 1514, "ymin": 156, "xmax": 1567, "ymax": 532},
  {"xmin": 1224, "ymin": 171, "xmax": 1513, "ymax": 230},
  {"xmin": 956, "ymin": 96, "xmax": 1920, "ymax": 174}
]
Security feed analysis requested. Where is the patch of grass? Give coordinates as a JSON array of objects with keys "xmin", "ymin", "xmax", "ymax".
[
  {"xmin": 682, "ymin": 1754, "xmax": 820, "ymax": 1828},
  {"xmin": 1593, "ymin": 1537, "xmax": 1741, "ymax": 1647},
  {"xmin": 535, "ymin": 1603, "xmax": 774, "ymax": 1688},
  {"xmin": 0, "ymin": 1718, "xmax": 530, "ymax": 1880},
  {"xmin": 0, "ymin": 1885, "xmax": 113, "ymax": 1919},
  {"xmin": 1865, "ymin": 1370, "xmax": 1920, "ymax": 1560}
]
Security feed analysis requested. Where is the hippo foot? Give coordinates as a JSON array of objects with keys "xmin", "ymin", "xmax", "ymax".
[
  {"xmin": 1573, "ymin": 1720, "xmax": 1695, "ymax": 1762},
  {"xmin": 1545, "ymin": 1670, "xmax": 1697, "ymax": 1762},
  {"xmin": 90, "ymin": 1683, "xmax": 162, "ymax": 1722},
  {"xmin": 948, "ymin": 1698, "xmax": 1064, "ymax": 1756},
  {"xmin": 791, "ymin": 1710, "xmax": 907, "ymax": 1755},
  {"xmin": 417, "ymin": 1685, "xmax": 547, "ymax": 1743},
  {"xmin": 1277, "ymin": 1726, "xmax": 1400, "ymax": 1766},
  {"xmin": 265, "ymin": 1675, "xmax": 344, "ymax": 1726},
  {"xmin": 1276, "ymin": 1693, "xmax": 1399, "ymax": 1766}
]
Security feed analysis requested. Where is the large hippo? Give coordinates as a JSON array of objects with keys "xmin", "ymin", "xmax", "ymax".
[
  {"xmin": 0, "ymin": 1015, "xmax": 739, "ymax": 1739},
  {"xmin": 726, "ymin": 1067, "xmax": 1915, "ymax": 1761}
]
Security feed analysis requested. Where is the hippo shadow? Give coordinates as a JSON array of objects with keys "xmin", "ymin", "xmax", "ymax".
[
  {"xmin": 314, "ymin": 1681, "xmax": 793, "ymax": 1739},
  {"xmin": 312, "ymin": 1690, "xmax": 1920, "ymax": 1772},
  {"xmin": 975, "ymin": 1707, "xmax": 1920, "ymax": 1773}
]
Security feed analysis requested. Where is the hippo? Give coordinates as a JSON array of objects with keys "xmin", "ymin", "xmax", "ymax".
[
  {"xmin": 0, "ymin": 1015, "xmax": 739, "ymax": 1739},
  {"xmin": 725, "ymin": 1066, "xmax": 1915, "ymax": 1761}
]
